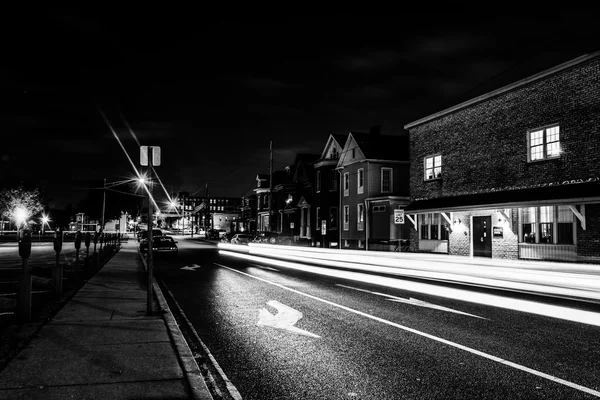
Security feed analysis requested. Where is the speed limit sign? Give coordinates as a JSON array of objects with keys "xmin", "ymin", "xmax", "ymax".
[{"xmin": 394, "ymin": 209, "xmax": 404, "ymax": 224}]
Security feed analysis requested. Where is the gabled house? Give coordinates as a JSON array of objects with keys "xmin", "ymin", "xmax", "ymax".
[
  {"xmin": 311, "ymin": 133, "xmax": 347, "ymax": 247},
  {"xmin": 275, "ymin": 153, "xmax": 320, "ymax": 244},
  {"xmin": 336, "ymin": 126, "xmax": 411, "ymax": 251},
  {"xmin": 254, "ymin": 174, "xmax": 271, "ymax": 232},
  {"xmin": 403, "ymin": 50, "xmax": 600, "ymax": 263}
]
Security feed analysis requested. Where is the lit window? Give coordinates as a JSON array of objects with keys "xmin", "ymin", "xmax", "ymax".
[
  {"xmin": 420, "ymin": 213, "xmax": 448, "ymax": 240},
  {"xmin": 343, "ymin": 205, "xmax": 349, "ymax": 230},
  {"xmin": 316, "ymin": 171, "xmax": 321, "ymax": 193},
  {"xmin": 528, "ymin": 125, "xmax": 560, "ymax": 161},
  {"xmin": 357, "ymin": 204, "xmax": 364, "ymax": 231},
  {"xmin": 357, "ymin": 169, "xmax": 364, "ymax": 194},
  {"xmin": 520, "ymin": 206, "xmax": 574, "ymax": 244},
  {"xmin": 381, "ymin": 168, "xmax": 392, "ymax": 193},
  {"xmin": 424, "ymin": 155, "xmax": 442, "ymax": 180},
  {"xmin": 344, "ymin": 172, "xmax": 349, "ymax": 196}
]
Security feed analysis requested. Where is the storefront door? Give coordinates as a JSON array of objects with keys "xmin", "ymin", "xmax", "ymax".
[{"xmin": 473, "ymin": 216, "xmax": 492, "ymax": 257}]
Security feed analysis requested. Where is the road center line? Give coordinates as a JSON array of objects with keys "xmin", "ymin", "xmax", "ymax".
[{"xmin": 215, "ymin": 261, "xmax": 600, "ymax": 398}]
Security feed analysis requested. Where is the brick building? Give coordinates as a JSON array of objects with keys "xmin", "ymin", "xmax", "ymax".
[{"xmin": 404, "ymin": 50, "xmax": 600, "ymax": 263}]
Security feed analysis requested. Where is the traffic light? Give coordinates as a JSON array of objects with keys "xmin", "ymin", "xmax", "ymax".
[
  {"xmin": 75, "ymin": 230, "xmax": 82, "ymax": 250},
  {"xmin": 18, "ymin": 229, "xmax": 32, "ymax": 259},
  {"xmin": 53, "ymin": 229, "xmax": 63, "ymax": 252}
]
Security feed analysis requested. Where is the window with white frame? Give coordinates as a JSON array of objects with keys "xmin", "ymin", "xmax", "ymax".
[
  {"xmin": 419, "ymin": 213, "xmax": 448, "ymax": 240},
  {"xmin": 373, "ymin": 205, "xmax": 386, "ymax": 212},
  {"xmin": 528, "ymin": 125, "xmax": 560, "ymax": 162},
  {"xmin": 343, "ymin": 205, "xmax": 349, "ymax": 230},
  {"xmin": 357, "ymin": 168, "xmax": 364, "ymax": 194},
  {"xmin": 329, "ymin": 207, "xmax": 338, "ymax": 228},
  {"xmin": 316, "ymin": 171, "xmax": 321, "ymax": 193},
  {"xmin": 381, "ymin": 168, "xmax": 392, "ymax": 193},
  {"xmin": 520, "ymin": 206, "xmax": 574, "ymax": 244},
  {"xmin": 316, "ymin": 207, "xmax": 320, "ymax": 227},
  {"xmin": 344, "ymin": 172, "xmax": 349, "ymax": 196},
  {"xmin": 357, "ymin": 204, "xmax": 364, "ymax": 231},
  {"xmin": 424, "ymin": 155, "xmax": 442, "ymax": 180},
  {"xmin": 330, "ymin": 170, "xmax": 338, "ymax": 191}
]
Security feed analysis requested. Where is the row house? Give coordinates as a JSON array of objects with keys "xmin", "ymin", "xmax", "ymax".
[
  {"xmin": 404, "ymin": 50, "xmax": 600, "ymax": 263},
  {"xmin": 311, "ymin": 134, "xmax": 347, "ymax": 247},
  {"xmin": 337, "ymin": 126, "xmax": 411, "ymax": 251}
]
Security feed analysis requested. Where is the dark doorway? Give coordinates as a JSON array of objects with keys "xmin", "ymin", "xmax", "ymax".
[{"xmin": 473, "ymin": 216, "xmax": 492, "ymax": 257}]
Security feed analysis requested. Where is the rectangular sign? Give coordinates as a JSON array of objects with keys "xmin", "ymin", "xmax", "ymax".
[
  {"xmin": 321, "ymin": 220, "xmax": 327, "ymax": 235},
  {"xmin": 140, "ymin": 146, "xmax": 161, "ymax": 166},
  {"xmin": 394, "ymin": 209, "xmax": 404, "ymax": 224},
  {"xmin": 493, "ymin": 226, "xmax": 503, "ymax": 237}
]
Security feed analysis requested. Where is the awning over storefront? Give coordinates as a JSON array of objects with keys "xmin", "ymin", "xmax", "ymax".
[{"xmin": 405, "ymin": 179, "xmax": 600, "ymax": 213}]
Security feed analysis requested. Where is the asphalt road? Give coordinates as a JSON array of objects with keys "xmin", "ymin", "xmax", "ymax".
[{"xmin": 155, "ymin": 237, "xmax": 600, "ymax": 400}]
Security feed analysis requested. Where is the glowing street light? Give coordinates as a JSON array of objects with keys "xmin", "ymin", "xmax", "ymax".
[
  {"xmin": 41, "ymin": 215, "xmax": 50, "ymax": 234},
  {"xmin": 14, "ymin": 207, "xmax": 29, "ymax": 229}
]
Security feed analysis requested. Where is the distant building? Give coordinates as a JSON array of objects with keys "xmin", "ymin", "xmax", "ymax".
[{"xmin": 404, "ymin": 50, "xmax": 600, "ymax": 263}]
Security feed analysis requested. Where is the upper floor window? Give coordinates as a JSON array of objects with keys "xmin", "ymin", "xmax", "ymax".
[
  {"xmin": 357, "ymin": 168, "xmax": 364, "ymax": 194},
  {"xmin": 330, "ymin": 170, "xmax": 339, "ymax": 191},
  {"xmin": 344, "ymin": 172, "xmax": 349, "ymax": 196},
  {"xmin": 424, "ymin": 155, "xmax": 442, "ymax": 180},
  {"xmin": 381, "ymin": 168, "xmax": 392, "ymax": 193},
  {"xmin": 329, "ymin": 207, "xmax": 338, "ymax": 228},
  {"xmin": 316, "ymin": 171, "xmax": 321, "ymax": 193},
  {"xmin": 330, "ymin": 147, "xmax": 339, "ymax": 159},
  {"xmin": 373, "ymin": 205, "xmax": 386, "ymax": 212},
  {"xmin": 528, "ymin": 125, "xmax": 560, "ymax": 162}
]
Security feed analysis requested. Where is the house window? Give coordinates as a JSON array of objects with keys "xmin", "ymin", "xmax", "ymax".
[
  {"xmin": 357, "ymin": 168, "xmax": 364, "ymax": 194},
  {"xmin": 420, "ymin": 213, "xmax": 448, "ymax": 240},
  {"xmin": 343, "ymin": 205, "xmax": 349, "ymax": 230},
  {"xmin": 344, "ymin": 172, "xmax": 349, "ymax": 196},
  {"xmin": 424, "ymin": 155, "xmax": 442, "ymax": 180},
  {"xmin": 316, "ymin": 171, "xmax": 321, "ymax": 193},
  {"xmin": 316, "ymin": 207, "xmax": 320, "ymax": 226},
  {"xmin": 352, "ymin": 148, "xmax": 355, "ymax": 158},
  {"xmin": 381, "ymin": 168, "xmax": 392, "ymax": 193},
  {"xmin": 528, "ymin": 125, "xmax": 560, "ymax": 162},
  {"xmin": 329, "ymin": 207, "xmax": 338, "ymax": 228},
  {"xmin": 331, "ymin": 147, "xmax": 339, "ymax": 159},
  {"xmin": 357, "ymin": 204, "xmax": 364, "ymax": 231},
  {"xmin": 330, "ymin": 170, "xmax": 338, "ymax": 191},
  {"xmin": 373, "ymin": 205, "xmax": 386, "ymax": 212},
  {"xmin": 520, "ymin": 206, "xmax": 574, "ymax": 244}
]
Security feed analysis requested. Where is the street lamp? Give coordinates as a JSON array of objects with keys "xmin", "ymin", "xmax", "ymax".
[{"xmin": 14, "ymin": 207, "xmax": 28, "ymax": 230}]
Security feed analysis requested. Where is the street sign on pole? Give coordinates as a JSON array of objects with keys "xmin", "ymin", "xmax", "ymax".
[
  {"xmin": 140, "ymin": 146, "xmax": 161, "ymax": 166},
  {"xmin": 394, "ymin": 209, "xmax": 405, "ymax": 224}
]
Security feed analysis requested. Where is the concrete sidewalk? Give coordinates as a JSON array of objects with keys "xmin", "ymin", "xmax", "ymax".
[{"xmin": 0, "ymin": 241, "xmax": 212, "ymax": 400}]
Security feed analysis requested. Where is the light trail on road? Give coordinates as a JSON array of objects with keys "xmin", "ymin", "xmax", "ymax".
[{"xmin": 215, "ymin": 259, "xmax": 600, "ymax": 398}]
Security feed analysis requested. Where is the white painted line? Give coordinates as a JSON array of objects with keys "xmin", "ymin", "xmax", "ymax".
[
  {"xmin": 336, "ymin": 284, "xmax": 487, "ymax": 320},
  {"xmin": 250, "ymin": 263, "xmax": 279, "ymax": 272},
  {"xmin": 215, "ymin": 261, "xmax": 600, "ymax": 398}
]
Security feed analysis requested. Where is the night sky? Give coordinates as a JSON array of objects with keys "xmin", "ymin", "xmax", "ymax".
[{"xmin": 5, "ymin": 9, "xmax": 600, "ymax": 211}]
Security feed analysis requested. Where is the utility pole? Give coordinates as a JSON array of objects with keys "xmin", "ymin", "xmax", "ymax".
[
  {"xmin": 206, "ymin": 183, "xmax": 210, "ymax": 231},
  {"xmin": 147, "ymin": 153, "xmax": 154, "ymax": 316},
  {"xmin": 269, "ymin": 140, "xmax": 273, "ymax": 232},
  {"xmin": 101, "ymin": 178, "xmax": 106, "ymax": 231}
]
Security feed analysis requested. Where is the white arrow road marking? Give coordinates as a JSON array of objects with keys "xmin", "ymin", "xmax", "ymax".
[
  {"xmin": 215, "ymin": 262, "xmax": 600, "ymax": 398},
  {"xmin": 257, "ymin": 300, "xmax": 321, "ymax": 338},
  {"xmin": 251, "ymin": 263, "xmax": 279, "ymax": 272},
  {"xmin": 337, "ymin": 284, "xmax": 487, "ymax": 320},
  {"xmin": 180, "ymin": 264, "xmax": 202, "ymax": 271}
]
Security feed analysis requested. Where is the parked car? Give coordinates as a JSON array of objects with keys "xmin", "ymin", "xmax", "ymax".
[
  {"xmin": 221, "ymin": 232, "xmax": 236, "ymax": 243},
  {"xmin": 252, "ymin": 231, "xmax": 281, "ymax": 244},
  {"xmin": 231, "ymin": 233, "xmax": 253, "ymax": 245},
  {"xmin": 137, "ymin": 229, "xmax": 163, "ymax": 242},
  {"xmin": 139, "ymin": 235, "xmax": 178, "ymax": 256},
  {"xmin": 206, "ymin": 229, "xmax": 220, "ymax": 240}
]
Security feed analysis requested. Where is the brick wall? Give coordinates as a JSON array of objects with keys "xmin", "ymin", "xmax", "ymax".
[
  {"xmin": 577, "ymin": 203, "xmax": 600, "ymax": 258},
  {"xmin": 408, "ymin": 58, "xmax": 600, "ymax": 201}
]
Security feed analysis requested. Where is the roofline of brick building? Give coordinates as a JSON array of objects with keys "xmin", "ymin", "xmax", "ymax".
[{"xmin": 404, "ymin": 50, "xmax": 600, "ymax": 130}]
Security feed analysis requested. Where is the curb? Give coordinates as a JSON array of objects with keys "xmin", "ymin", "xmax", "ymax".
[{"xmin": 139, "ymin": 252, "xmax": 213, "ymax": 400}]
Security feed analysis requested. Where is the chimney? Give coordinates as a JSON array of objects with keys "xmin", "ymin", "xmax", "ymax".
[{"xmin": 370, "ymin": 125, "xmax": 381, "ymax": 135}]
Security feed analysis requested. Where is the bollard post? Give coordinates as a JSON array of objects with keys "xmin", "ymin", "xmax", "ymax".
[
  {"xmin": 53, "ymin": 228, "xmax": 63, "ymax": 298},
  {"xmin": 18, "ymin": 229, "xmax": 32, "ymax": 323},
  {"xmin": 84, "ymin": 232, "xmax": 91, "ymax": 269}
]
